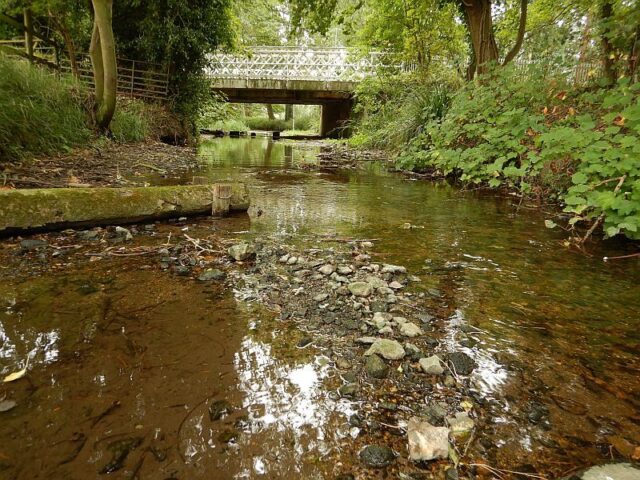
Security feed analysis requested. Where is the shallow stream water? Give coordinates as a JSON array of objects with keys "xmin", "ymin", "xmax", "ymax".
[{"xmin": 0, "ymin": 137, "xmax": 638, "ymax": 479}]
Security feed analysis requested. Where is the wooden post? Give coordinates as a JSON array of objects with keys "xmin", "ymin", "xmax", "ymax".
[
  {"xmin": 130, "ymin": 60, "xmax": 135, "ymax": 97},
  {"xmin": 23, "ymin": 8, "xmax": 33, "ymax": 63}
]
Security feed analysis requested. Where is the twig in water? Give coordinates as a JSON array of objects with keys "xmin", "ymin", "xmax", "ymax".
[
  {"xmin": 603, "ymin": 252, "xmax": 640, "ymax": 261},
  {"xmin": 467, "ymin": 463, "xmax": 549, "ymax": 480}
]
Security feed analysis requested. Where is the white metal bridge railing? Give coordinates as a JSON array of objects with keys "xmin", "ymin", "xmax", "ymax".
[{"xmin": 206, "ymin": 46, "xmax": 393, "ymax": 82}]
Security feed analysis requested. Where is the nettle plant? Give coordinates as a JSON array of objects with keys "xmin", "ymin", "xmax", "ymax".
[{"xmin": 400, "ymin": 65, "xmax": 640, "ymax": 240}]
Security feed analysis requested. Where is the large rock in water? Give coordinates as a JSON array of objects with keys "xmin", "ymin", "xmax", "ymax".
[
  {"xmin": 365, "ymin": 354, "xmax": 388, "ymax": 379},
  {"xmin": 562, "ymin": 463, "xmax": 640, "ymax": 480},
  {"xmin": 364, "ymin": 339, "xmax": 405, "ymax": 360},
  {"xmin": 359, "ymin": 445, "xmax": 395, "ymax": 468},
  {"xmin": 447, "ymin": 352, "xmax": 476, "ymax": 375},
  {"xmin": 228, "ymin": 242, "xmax": 255, "ymax": 261},
  {"xmin": 407, "ymin": 417, "xmax": 450, "ymax": 461}
]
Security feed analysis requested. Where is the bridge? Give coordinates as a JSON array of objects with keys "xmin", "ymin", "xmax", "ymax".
[{"xmin": 207, "ymin": 47, "xmax": 389, "ymax": 137}]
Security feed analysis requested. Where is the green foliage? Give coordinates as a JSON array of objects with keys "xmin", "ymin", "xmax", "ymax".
[
  {"xmin": 395, "ymin": 65, "xmax": 640, "ymax": 239},
  {"xmin": 110, "ymin": 98, "xmax": 153, "ymax": 143},
  {"xmin": 350, "ymin": 72, "xmax": 459, "ymax": 150},
  {"xmin": 245, "ymin": 117, "xmax": 292, "ymax": 131},
  {"xmin": 0, "ymin": 55, "xmax": 91, "ymax": 161}
]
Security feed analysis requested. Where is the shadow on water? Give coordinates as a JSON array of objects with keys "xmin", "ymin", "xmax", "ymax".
[{"xmin": 0, "ymin": 136, "xmax": 638, "ymax": 478}]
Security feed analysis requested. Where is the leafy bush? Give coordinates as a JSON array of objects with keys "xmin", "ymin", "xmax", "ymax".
[
  {"xmin": 397, "ymin": 64, "xmax": 640, "ymax": 239},
  {"xmin": 0, "ymin": 55, "xmax": 91, "ymax": 161}
]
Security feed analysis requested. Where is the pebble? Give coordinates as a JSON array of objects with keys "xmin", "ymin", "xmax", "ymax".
[
  {"xmin": 381, "ymin": 264, "xmax": 407, "ymax": 274},
  {"xmin": 348, "ymin": 282, "xmax": 373, "ymax": 297},
  {"xmin": 447, "ymin": 412, "xmax": 474, "ymax": 438},
  {"xmin": 419, "ymin": 355, "xmax": 444, "ymax": 375},
  {"xmin": 279, "ymin": 254, "xmax": 290, "ymax": 263},
  {"xmin": 287, "ymin": 256, "xmax": 298, "ymax": 265},
  {"xmin": 319, "ymin": 264, "xmax": 335, "ymax": 275},
  {"xmin": 339, "ymin": 384, "xmax": 358, "ymax": 398},
  {"xmin": 336, "ymin": 358, "xmax": 352, "ymax": 369},
  {"xmin": 355, "ymin": 336, "xmax": 378, "ymax": 345},
  {"xmin": 337, "ymin": 266, "xmax": 353, "ymax": 275},
  {"xmin": 389, "ymin": 281, "xmax": 404, "ymax": 290},
  {"xmin": 407, "ymin": 417, "xmax": 449, "ymax": 461},
  {"xmin": 399, "ymin": 322, "xmax": 423, "ymax": 337},
  {"xmin": 313, "ymin": 293, "xmax": 329, "ymax": 302}
]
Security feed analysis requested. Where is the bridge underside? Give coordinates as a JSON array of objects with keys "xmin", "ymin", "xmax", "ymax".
[{"xmin": 212, "ymin": 78, "xmax": 356, "ymax": 138}]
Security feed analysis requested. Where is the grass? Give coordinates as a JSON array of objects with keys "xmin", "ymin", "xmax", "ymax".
[{"xmin": 0, "ymin": 54, "xmax": 92, "ymax": 161}]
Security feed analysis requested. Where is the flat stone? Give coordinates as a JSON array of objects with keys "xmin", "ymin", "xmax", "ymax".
[
  {"xmin": 366, "ymin": 276, "xmax": 388, "ymax": 289},
  {"xmin": 348, "ymin": 282, "xmax": 373, "ymax": 297},
  {"xmin": 381, "ymin": 264, "xmax": 407, "ymax": 274},
  {"xmin": 407, "ymin": 417, "xmax": 449, "ymax": 462},
  {"xmin": 359, "ymin": 445, "xmax": 395, "ymax": 468},
  {"xmin": 364, "ymin": 339, "xmax": 405, "ymax": 360},
  {"xmin": 565, "ymin": 463, "xmax": 640, "ymax": 480},
  {"xmin": 378, "ymin": 326, "xmax": 394, "ymax": 335},
  {"xmin": 399, "ymin": 322, "xmax": 423, "ymax": 338},
  {"xmin": 419, "ymin": 355, "xmax": 444, "ymax": 375},
  {"xmin": 370, "ymin": 301, "xmax": 388, "ymax": 313},
  {"xmin": 365, "ymin": 354, "xmax": 388, "ymax": 379},
  {"xmin": 278, "ymin": 254, "xmax": 290, "ymax": 263},
  {"xmin": 228, "ymin": 243, "xmax": 255, "ymax": 262},
  {"xmin": 20, "ymin": 239, "xmax": 48, "ymax": 251},
  {"xmin": 355, "ymin": 336, "xmax": 378, "ymax": 345},
  {"xmin": 339, "ymin": 384, "xmax": 358, "ymax": 398},
  {"xmin": 287, "ymin": 256, "xmax": 298, "ymax": 265},
  {"xmin": 337, "ymin": 266, "xmax": 353, "ymax": 275},
  {"xmin": 389, "ymin": 281, "xmax": 404, "ymax": 290},
  {"xmin": 335, "ymin": 358, "xmax": 352, "ymax": 369},
  {"xmin": 198, "ymin": 269, "xmax": 226, "ymax": 281},
  {"xmin": 447, "ymin": 412, "xmax": 474, "ymax": 438},
  {"xmin": 319, "ymin": 264, "xmax": 335, "ymax": 275},
  {"xmin": 314, "ymin": 293, "xmax": 329, "ymax": 302}
]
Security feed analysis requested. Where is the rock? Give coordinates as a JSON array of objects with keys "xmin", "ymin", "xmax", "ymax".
[
  {"xmin": 228, "ymin": 243, "xmax": 255, "ymax": 261},
  {"xmin": 417, "ymin": 313, "xmax": 435, "ymax": 324},
  {"xmin": 404, "ymin": 343, "xmax": 423, "ymax": 361},
  {"xmin": 198, "ymin": 269, "xmax": 226, "ymax": 281},
  {"xmin": 444, "ymin": 375, "xmax": 456, "ymax": 387},
  {"xmin": 562, "ymin": 463, "xmax": 640, "ymax": 480},
  {"xmin": 364, "ymin": 339, "xmax": 405, "ymax": 360},
  {"xmin": 355, "ymin": 336, "xmax": 378, "ymax": 345},
  {"xmin": 419, "ymin": 355, "xmax": 444, "ymax": 375},
  {"xmin": 20, "ymin": 239, "xmax": 48, "ymax": 251},
  {"xmin": 100, "ymin": 437, "xmax": 143, "ymax": 474},
  {"xmin": 366, "ymin": 276, "xmax": 388, "ymax": 289},
  {"xmin": 339, "ymin": 384, "xmax": 358, "ymax": 398},
  {"xmin": 371, "ymin": 312, "xmax": 392, "ymax": 329},
  {"xmin": 447, "ymin": 412, "xmax": 474, "ymax": 438},
  {"xmin": 389, "ymin": 281, "xmax": 404, "ymax": 290},
  {"xmin": 359, "ymin": 445, "xmax": 395, "ymax": 468},
  {"xmin": 365, "ymin": 354, "xmax": 388, "ymax": 379},
  {"xmin": 287, "ymin": 256, "xmax": 298, "ymax": 265},
  {"xmin": 336, "ymin": 358, "xmax": 352, "ymax": 370},
  {"xmin": 314, "ymin": 293, "xmax": 329, "ymax": 302},
  {"xmin": 297, "ymin": 337, "xmax": 313, "ymax": 348},
  {"xmin": 0, "ymin": 399, "xmax": 17, "ymax": 412},
  {"xmin": 447, "ymin": 352, "xmax": 476, "ymax": 375},
  {"xmin": 209, "ymin": 400, "xmax": 232, "ymax": 421},
  {"xmin": 370, "ymin": 301, "xmax": 388, "ymax": 313},
  {"xmin": 407, "ymin": 417, "xmax": 449, "ymax": 462},
  {"xmin": 78, "ymin": 230, "xmax": 100, "ymax": 241},
  {"xmin": 319, "ymin": 264, "xmax": 335, "ymax": 275},
  {"xmin": 400, "ymin": 322, "xmax": 423, "ymax": 337},
  {"xmin": 423, "ymin": 403, "xmax": 447, "ymax": 426},
  {"xmin": 348, "ymin": 282, "xmax": 373, "ymax": 297},
  {"xmin": 278, "ymin": 254, "xmax": 290, "ymax": 263},
  {"xmin": 445, "ymin": 467, "xmax": 459, "ymax": 480},
  {"xmin": 381, "ymin": 264, "xmax": 407, "ymax": 274},
  {"xmin": 115, "ymin": 226, "xmax": 133, "ymax": 241},
  {"xmin": 378, "ymin": 326, "xmax": 394, "ymax": 335},
  {"xmin": 337, "ymin": 266, "xmax": 353, "ymax": 275},
  {"xmin": 354, "ymin": 254, "xmax": 371, "ymax": 263}
]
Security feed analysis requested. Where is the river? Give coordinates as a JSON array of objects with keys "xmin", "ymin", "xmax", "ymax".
[{"xmin": 0, "ymin": 136, "xmax": 638, "ymax": 479}]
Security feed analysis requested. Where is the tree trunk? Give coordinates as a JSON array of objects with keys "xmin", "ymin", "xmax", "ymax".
[
  {"xmin": 285, "ymin": 104, "xmax": 293, "ymax": 121},
  {"xmin": 600, "ymin": 0, "xmax": 618, "ymax": 84},
  {"xmin": 23, "ymin": 8, "xmax": 33, "ymax": 63},
  {"xmin": 265, "ymin": 104, "xmax": 275, "ymax": 120},
  {"xmin": 90, "ymin": 0, "xmax": 117, "ymax": 131},
  {"xmin": 0, "ymin": 184, "xmax": 250, "ymax": 235},
  {"xmin": 461, "ymin": 0, "xmax": 499, "ymax": 77},
  {"xmin": 502, "ymin": 0, "xmax": 528, "ymax": 65},
  {"xmin": 50, "ymin": 13, "xmax": 79, "ymax": 79}
]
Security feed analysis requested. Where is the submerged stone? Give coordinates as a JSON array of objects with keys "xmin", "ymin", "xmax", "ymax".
[
  {"xmin": 359, "ymin": 445, "xmax": 395, "ymax": 468},
  {"xmin": 365, "ymin": 354, "xmax": 388, "ymax": 379},
  {"xmin": 563, "ymin": 463, "xmax": 640, "ymax": 480},
  {"xmin": 447, "ymin": 412, "xmax": 474, "ymax": 438},
  {"xmin": 99, "ymin": 437, "xmax": 143, "ymax": 474},
  {"xmin": 209, "ymin": 399, "xmax": 232, "ymax": 421},
  {"xmin": 228, "ymin": 242, "xmax": 255, "ymax": 261},
  {"xmin": 407, "ymin": 418, "xmax": 449, "ymax": 462},
  {"xmin": 198, "ymin": 269, "xmax": 226, "ymax": 281},
  {"xmin": 447, "ymin": 352, "xmax": 476, "ymax": 375}
]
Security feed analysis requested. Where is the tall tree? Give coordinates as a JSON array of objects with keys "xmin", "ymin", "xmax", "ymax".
[{"xmin": 89, "ymin": 0, "xmax": 116, "ymax": 130}]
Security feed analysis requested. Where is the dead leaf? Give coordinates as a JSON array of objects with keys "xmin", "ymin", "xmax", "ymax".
[
  {"xmin": 613, "ymin": 116, "xmax": 626, "ymax": 126},
  {"xmin": 3, "ymin": 356, "xmax": 30, "ymax": 383},
  {"xmin": 0, "ymin": 400, "xmax": 17, "ymax": 412}
]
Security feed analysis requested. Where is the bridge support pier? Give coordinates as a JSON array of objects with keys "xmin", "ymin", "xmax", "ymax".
[{"xmin": 320, "ymin": 101, "xmax": 353, "ymax": 138}]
